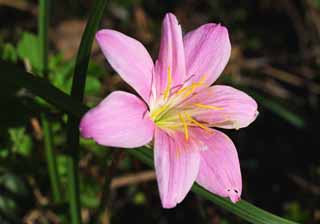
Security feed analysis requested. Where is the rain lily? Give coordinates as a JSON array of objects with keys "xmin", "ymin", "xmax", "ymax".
[{"xmin": 80, "ymin": 13, "xmax": 258, "ymax": 208}]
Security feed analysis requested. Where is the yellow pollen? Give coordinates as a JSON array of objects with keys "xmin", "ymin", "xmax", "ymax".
[
  {"xmin": 163, "ymin": 67, "xmax": 172, "ymax": 100},
  {"xmin": 193, "ymin": 103, "xmax": 223, "ymax": 110},
  {"xmin": 184, "ymin": 112, "xmax": 214, "ymax": 134},
  {"xmin": 178, "ymin": 113, "xmax": 189, "ymax": 140}
]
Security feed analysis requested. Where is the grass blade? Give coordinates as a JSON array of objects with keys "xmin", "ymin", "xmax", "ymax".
[{"xmin": 65, "ymin": 0, "xmax": 108, "ymax": 223}]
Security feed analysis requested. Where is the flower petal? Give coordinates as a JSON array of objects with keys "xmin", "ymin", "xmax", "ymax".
[
  {"xmin": 183, "ymin": 24, "xmax": 231, "ymax": 87},
  {"xmin": 195, "ymin": 128, "xmax": 242, "ymax": 203},
  {"xmin": 154, "ymin": 13, "xmax": 186, "ymax": 98},
  {"xmin": 154, "ymin": 128, "xmax": 200, "ymax": 208},
  {"xmin": 96, "ymin": 29, "xmax": 154, "ymax": 102},
  {"xmin": 190, "ymin": 85, "xmax": 258, "ymax": 129},
  {"xmin": 80, "ymin": 91, "xmax": 155, "ymax": 148}
]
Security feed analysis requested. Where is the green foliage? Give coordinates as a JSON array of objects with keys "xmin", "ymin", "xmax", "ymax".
[
  {"xmin": 8, "ymin": 127, "xmax": 33, "ymax": 157},
  {"xmin": 0, "ymin": 43, "xmax": 18, "ymax": 62},
  {"xmin": 80, "ymin": 176, "xmax": 100, "ymax": 208},
  {"xmin": 49, "ymin": 56, "xmax": 103, "ymax": 97},
  {"xmin": 284, "ymin": 201, "xmax": 310, "ymax": 223},
  {"xmin": 314, "ymin": 0, "xmax": 320, "ymax": 8},
  {"xmin": 0, "ymin": 173, "xmax": 29, "ymax": 219},
  {"xmin": 133, "ymin": 192, "xmax": 146, "ymax": 205},
  {"xmin": 17, "ymin": 32, "xmax": 41, "ymax": 73}
]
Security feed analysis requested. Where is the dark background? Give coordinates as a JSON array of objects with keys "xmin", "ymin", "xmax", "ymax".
[{"xmin": 0, "ymin": 0, "xmax": 319, "ymax": 223}]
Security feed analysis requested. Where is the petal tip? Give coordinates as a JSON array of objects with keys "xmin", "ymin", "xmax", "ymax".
[
  {"xmin": 95, "ymin": 29, "xmax": 106, "ymax": 41},
  {"xmin": 161, "ymin": 199, "xmax": 178, "ymax": 209},
  {"xmin": 95, "ymin": 29, "xmax": 115, "ymax": 44},
  {"xmin": 79, "ymin": 116, "xmax": 92, "ymax": 139},
  {"xmin": 163, "ymin": 12, "xmax": 179, "ymax": 26},
  {"xmin": 227, "ymin": 188, "xmax": 241, "ymax": 203},
  {"xmin": 162, "ymin": 203, "xmax": 176, "ymax": 209}
]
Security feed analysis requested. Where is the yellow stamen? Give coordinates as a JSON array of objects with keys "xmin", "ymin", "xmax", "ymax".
[
  {"xmin": 184, "ymin": 112, "xmax": 214, "ymax": 134},
  {"xmin": 178, "ymin": 113, "xmax": 189, "ymax": 140},
  {"xmin": 150, "ymin": 104, "xmax": 170, "ymax": 120},
  {"xmin": 163, "ymin": 67, "xmax": 172, "ymax": 100},
  {"xmin": 198, "ymin": 74, "xmax": 207, "ymax": 84},
  {"xmin": 176, "ymin": 74, "xmax": 208, "ymax": 97},
  {"xmin": 193, "ymin": 103, "xmax": 223, "ymax": 110},
  {"xmin": 156, "ymin": 122, "xmax": 181, "ymax": 129}
]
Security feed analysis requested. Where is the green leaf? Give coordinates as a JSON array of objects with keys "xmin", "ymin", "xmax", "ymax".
[
  {"xmin": 8, "ymin": 127, "xmax": 33, "ymax": 157},
  {"xmin": 65, "ymin": 0, "xmax": 109, "ymax": 223},
  {"xmin": 17, "ymin": 32, "xmax": 41, "ymax": 72},
  {"xmin": 1, "ymin": 43, "xmax": 18, "ymax": 62},
  {"xmin": 0, "ymin": 60, "xmax": 88, "ymax": 118}
]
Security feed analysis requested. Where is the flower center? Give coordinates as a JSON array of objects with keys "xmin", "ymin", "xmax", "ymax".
[{"xmin": 149, "ymin": 67, "xmax": 223, "ymax": 140}]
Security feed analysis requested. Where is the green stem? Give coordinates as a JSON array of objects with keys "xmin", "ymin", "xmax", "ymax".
[
  {"xmin": 38, "ymin": 0, "xmax": 49, "ymax": 78},
  {"xmin": 65, "ymin": 0, "xmax": 108, "ymax": 223},
  {"xmin": 41, "ymin": 114, "xmax": 62, "ymax": 202},
  {"xmin": 38, "ymin": 0, "xmax": 62, "ymax": 203},
  {"xmin": 66, "ymin": 120, "xmax": 82, "ymax": 224}
]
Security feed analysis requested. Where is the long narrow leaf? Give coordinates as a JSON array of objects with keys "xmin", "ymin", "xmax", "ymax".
[
  {"xmin": 65, "ymin": 0, "xmax": 108, "ymax": 223},
  {"xmin": 0, "ymin": 60, "xmax": 298, "ymax": 224}
]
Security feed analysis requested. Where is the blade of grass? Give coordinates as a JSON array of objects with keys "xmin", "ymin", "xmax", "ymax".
[
  {"xmin": 65, "ymin": 0, "xmax": 108, "ymax": 223},
  {"xmin": 38, "ymin": 0, "xmax": 62, "ymax": 203},
  {"xmin": 0, "ymin": 60, "xmax": 298, "ymax": 224},
  {"xmin": 0, "ymin": 60, "xmax": 88, "ymax": 117}
]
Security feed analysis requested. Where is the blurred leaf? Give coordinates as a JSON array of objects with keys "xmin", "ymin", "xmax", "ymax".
[
  {"xmin": 0, "ymin": 173, "xmax": 29, "ymax": 196},
  {"xmin": 8, "ymin": 127, "xmax": 33, "ymax": 157},
  {"xmin": 133, "ymin": 192, "xmax": 146, "ymax": 205},
  {"xmin": 85, "ymin": 76, "xmax": 101, "ymax": 96},
  {"xmin": 0, "ymin": 173, "xmax": 29, "ymax": 221},
  {"xmin": 0, "ymin": 43, "xmax": 18, "ymax": 62},
  {"xmin": 17, "ymin": 32, "xmax": 41, "ymax": 72},
  {"xmin": 57, "ymin": 155, "xmax": 68, "ymax": 177},
  {"xmin": 314, "ymin": 0, "xmax": 320, "ymax": 8},
  {"xmin": 284, "ymin": 201, "xmax": 310, "ymax": 223},
  {"xmin": 80, "ymin": 176, "xmax": 100, "ymax": 208},
  {"xmin": 250, "ymin": 92, "xmax": 306, "ymax": 128},
  {"xmin": 0, "ymin": 148, "xmax": 9, "ymax": 159}
]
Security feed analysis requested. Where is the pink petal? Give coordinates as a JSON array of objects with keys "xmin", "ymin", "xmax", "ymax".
[
  {"xmin": 154, "ymin": 128, "xmax": 200, "ymax": 208},
  {"xmin": 183, "ymin": 23, "xmax": 231, "ymax": 87},
  {"xmin": 154, "ymin": 13, "xmax": 186, "ymax": 98},
  {"xmin": 190, "ymin": 85, "xmax": 258, "ymax": 129},
  {"xmin": 96, "ymin": 29, "xmax": 154, "ymax": 102},
  {"xmin": 194, "ymin": 128, "xmax": 242, "ymax": 203},
  {"xmin": 79, "ymin": 91, "xmax": 155, "ymax": 148}
]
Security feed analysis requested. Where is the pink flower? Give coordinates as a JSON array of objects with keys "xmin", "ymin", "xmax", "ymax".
[{"xmin": 80, "ymin": 13, "xmax": 258, "ymax": 208}]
